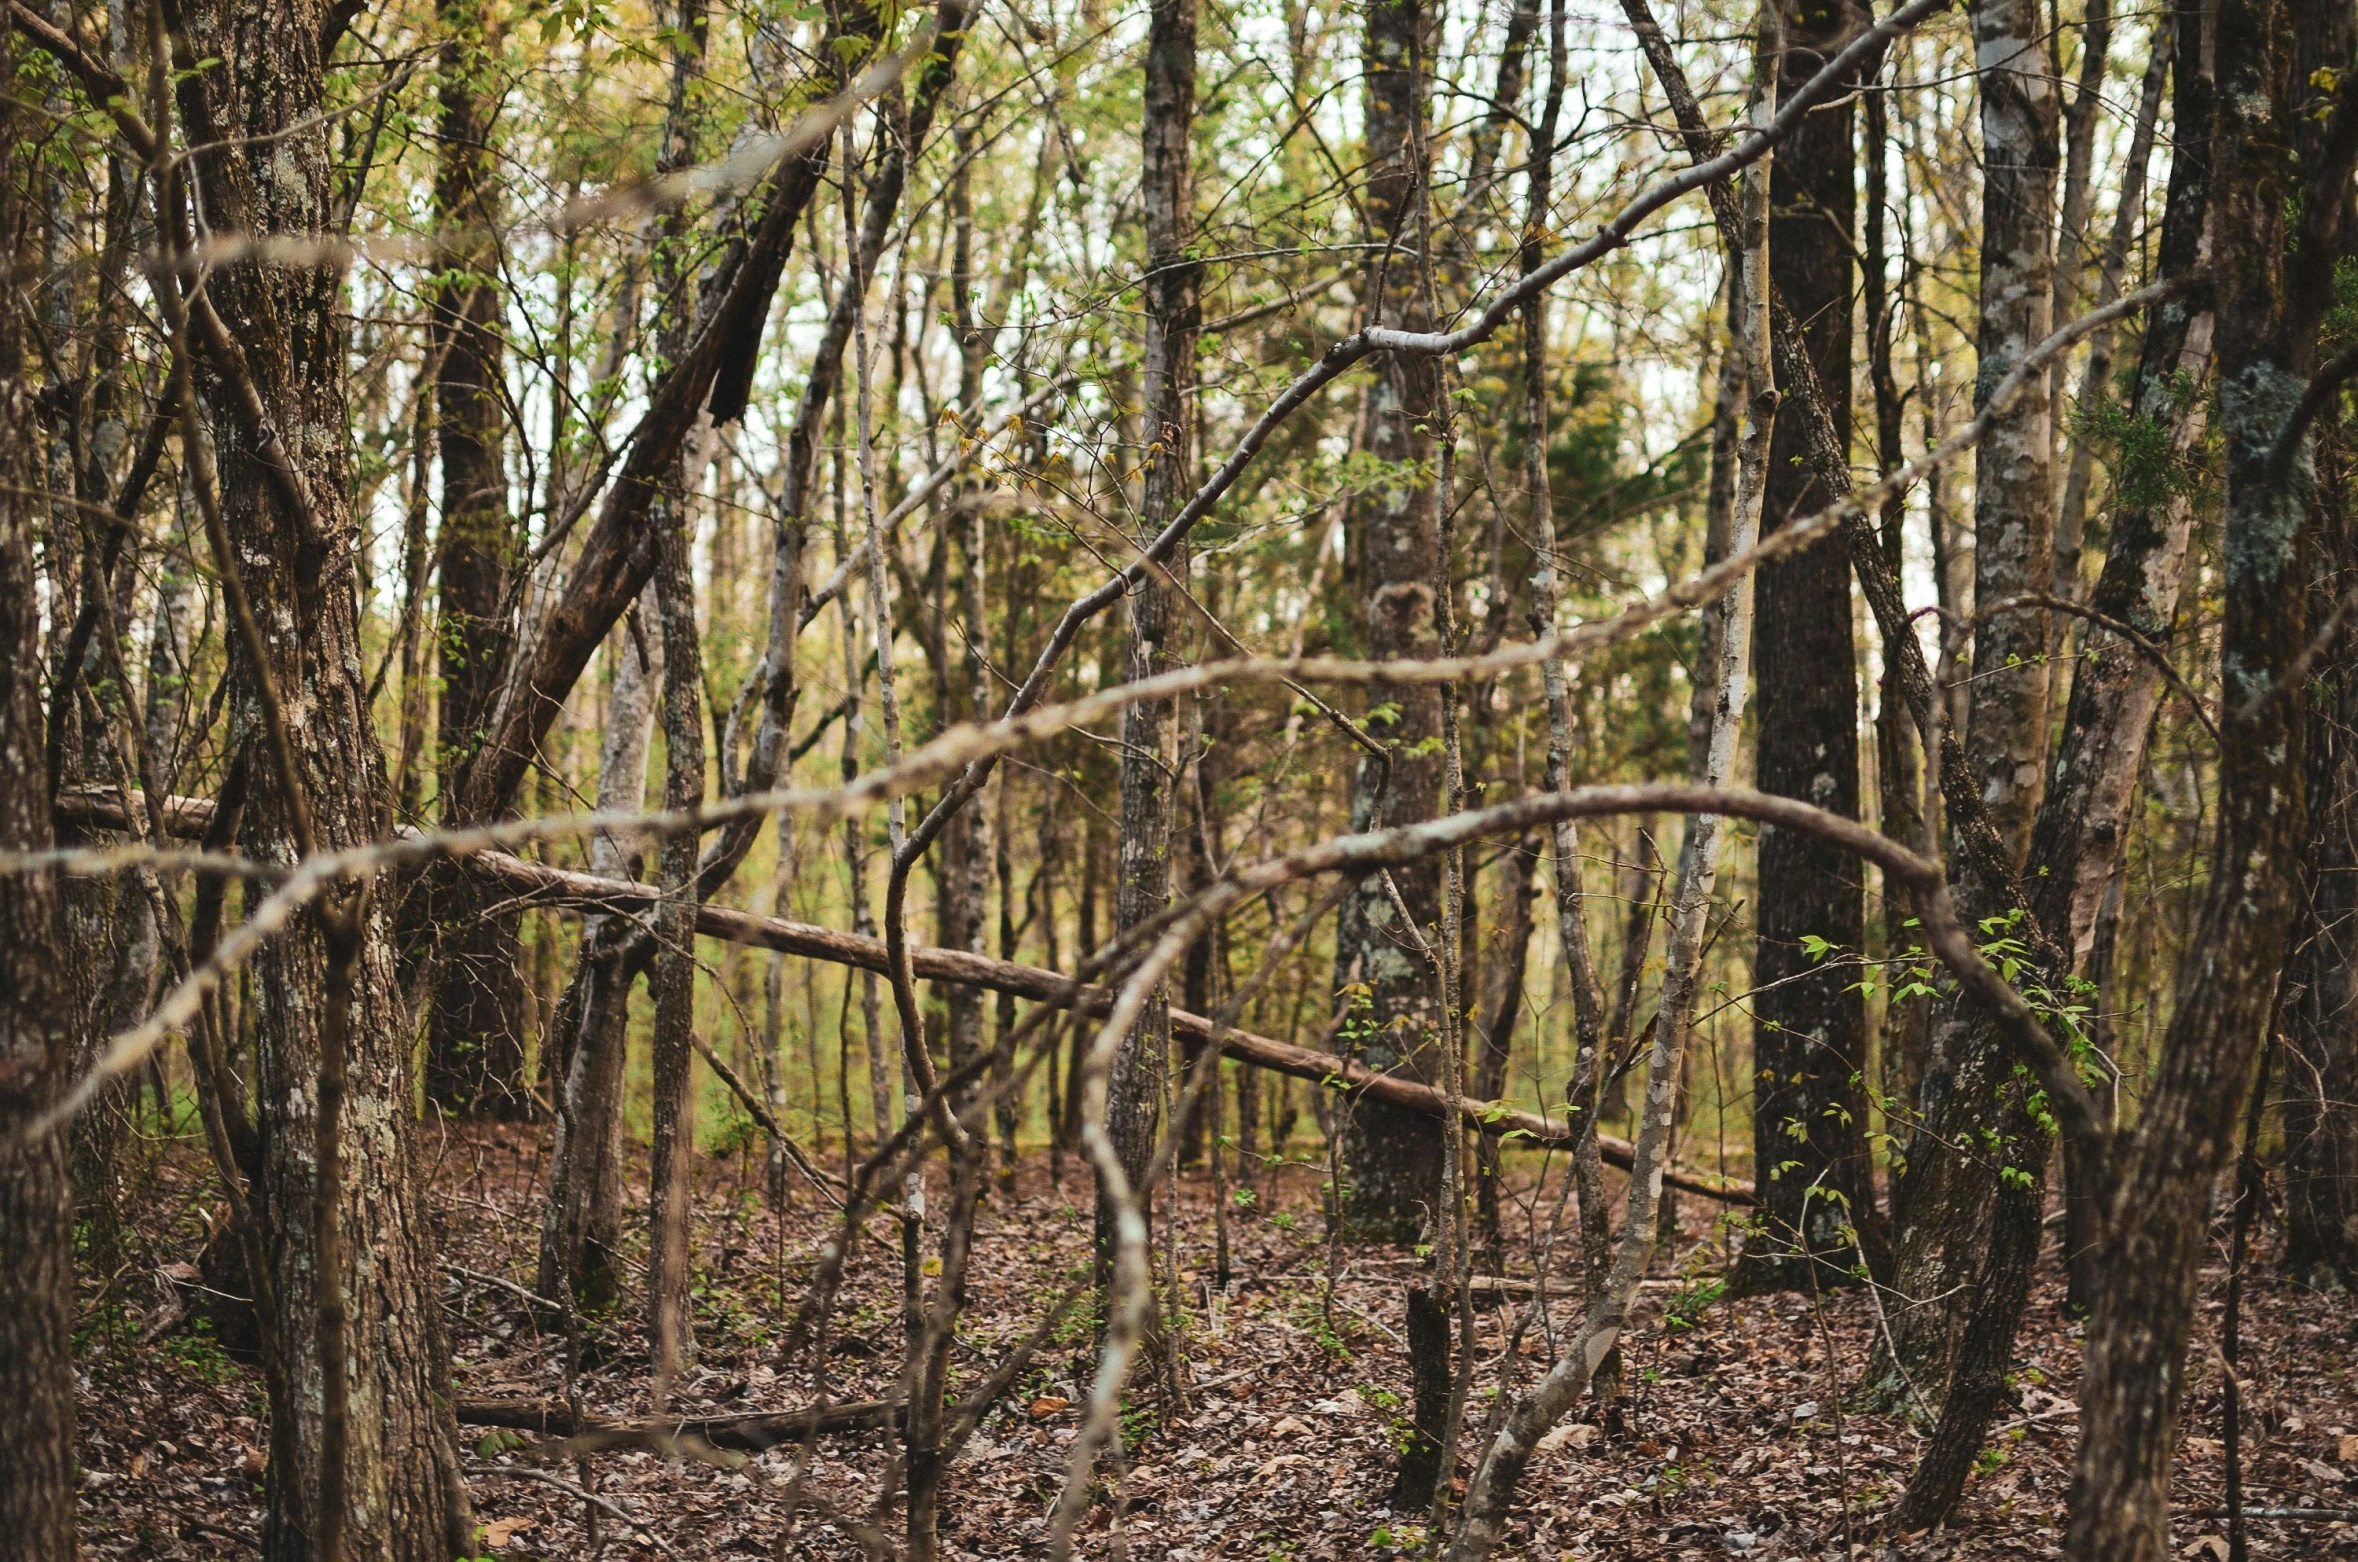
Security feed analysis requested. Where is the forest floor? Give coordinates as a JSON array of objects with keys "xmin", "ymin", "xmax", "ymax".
[{"xmin": 72, "ymin": 1119, "xmax": 2358, "ymax": 1561}]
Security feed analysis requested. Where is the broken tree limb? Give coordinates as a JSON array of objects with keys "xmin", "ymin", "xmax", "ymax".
[
  {"xmin": 464, "ymin": 847, "xmax": 1755, "ymax": 1205},
  {"xmin": 457, "ymin": 1395, "xmax": 899, "ymax": 1450},
  {"xmin": 44, "ymin": 787, "xmax": 1754, "ymax": 1204}
]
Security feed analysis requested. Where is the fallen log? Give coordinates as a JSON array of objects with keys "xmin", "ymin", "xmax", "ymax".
[
  {"xmin": 466, "ymin": 849, "xmax": 1755, "ymax": 1205},
  {"xmin": 52, "ymin": 789, "xmax": 1755, "ymax": 1205},
  {"xmin": 456, "ymin": 1395, "xmax": 897, "ymax": 1450}
]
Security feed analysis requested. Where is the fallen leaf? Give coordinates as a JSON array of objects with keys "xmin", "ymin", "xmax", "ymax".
[
  {"xmin": 2341, "ymin": 1433, "xmax": 2358, "ymax": 1464},
  {"xmin": 2185, "ymin": 1437, "xmax": 2223, "ymax": 1458},
  {"xmin": 1270, "ymin": 1415, "xmax": 1310, "ymax": 1438},
  {"xmin": 2303, "ymin": 1458, "xmax": 2347, "ymax": 1485},
  {"xmin": 480, "ymin": 1518, "xmax": 534, "ymax": 1549},
  {"xmin": 1536, "ymin": 1423, "xmax": 1599, "ymax": 1455},
  {"xmin": 2183, "ymin": 1537, "xmax": 2228, "ymax": 1561},
  {"xmin": 1028, "ymin": 1396, "xmax": 1071, "ymax": 1420},
  {"xmin": 1255, "ymin": 1453, "xmax": 1308, "ymax": 1478}
]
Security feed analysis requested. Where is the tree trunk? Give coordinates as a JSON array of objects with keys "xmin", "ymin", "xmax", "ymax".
[
  {"xmin": 648, "ymin": 468, "xmax": 707, "ymax": 1389},
  {"xmin": 1878, "ymin": 9, "xmax": 2206, "ymax": 1460},
  {"xmin": 1732, "ymin": 0, "xmax": 1878, "ymax": 1295},
  {"xmin": 1100, "ymin": 0, "xmax": 1198, "ymax": 1286},
  {"xmin": 1335, "ymin": 0, "xmax": 1447, "ymax": 1247},
  {"xmin": 448, "ymin": 3, "xmax": 872, "ymax": 831},
  {"xmin": 2285, "ymin": 390, "xmax": 2358, "ymax": 1286},
  {"xmin": 1960, "ymin": 0, "xmax": 2061, "ymax": 864},
  {"xmin": 170, "ymin": 0, "xmax": 474, "ymax": 1552},
  {"xmin": 2065, "ymin": 0, "xmax": 2353, "ymax": 1547},
  {"xmin": 1473, "ymin": 844, "xmax": 1536, "ymax": 1259},
  {"xmin": 425, "ymin": 0, "xmax": 528, "ymax": 1117},
  {"xmin": 2032, "ymin": 7, "xmax": 2212, "ymax": 1315},
  {"xmin": 0, "ymin": 51, "xmax": 76, "ymax": 1543},
  {"xmin": 537, "ymin": 592, "xmax": 662, "ymax": 1312}
]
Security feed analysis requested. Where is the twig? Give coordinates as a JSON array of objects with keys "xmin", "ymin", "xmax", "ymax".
[{"xmin": 468, "ymin": 1464, "xmax": 682, "ymax": 1559}]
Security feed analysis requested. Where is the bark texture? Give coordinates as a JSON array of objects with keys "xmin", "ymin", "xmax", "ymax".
[
  {"xmin": 1733, "ymin": 0, "xmax": 1877, "ymax": 1294},
  {"xmin": 648, "ymin": 484, "xmax": 707, "ymax": 1385},
  {"xmin": 2286, "ymin": 407, "xmax": 2358, "ymax": 1288},
  {"xmin": 172, "ymin": 0, "xmax": 473, "ymax": 1552},
  {"xmin": 537, "ymin": 593, "xmax": 661, "ymax": 1311},
  {"xmin": 425, "ymin": 0, "xmax": 528, "ymax": 1116},
  {"xmin": 0, "ymin": 37, "xmax": 77, "ymax": 1546},
  {"xmin": 1961, "ymin": 0, "xmax": 2061, "ymax": 863},
  {"xmin": 2065, "ymin": 0, "xmax": 2354, "ymax": 1548},
  {"xmin": 1335, "ymin": 0, "xmax": 1447, "ymax": 1245},
  {"xmin": 1099, "ymin": 0, "xmax": 1197, "ymax": 1288}
]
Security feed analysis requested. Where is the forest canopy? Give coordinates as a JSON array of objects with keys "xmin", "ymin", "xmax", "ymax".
[{"xmin": 3, "ymin": 0, "xmax": 2357, "ymax": 1558}]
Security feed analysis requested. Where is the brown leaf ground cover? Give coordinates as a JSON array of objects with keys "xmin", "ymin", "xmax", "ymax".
[{"xmin": 73, "ymin": 1122, "xmax": 2358, "ymax": 1560}]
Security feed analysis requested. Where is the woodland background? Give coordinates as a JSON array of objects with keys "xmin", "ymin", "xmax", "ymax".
[{"xmin": 1, "ymin": 0, "xmax": 2356, "ymax": 1556}]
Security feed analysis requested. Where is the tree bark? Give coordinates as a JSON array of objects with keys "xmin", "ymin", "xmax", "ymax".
[
  {"xmin": 171, "ymin": 0, "xmax": 473, "ymax": 1550},
  {"xmin": 1335, "ymin": 0, "xmax": 1447, "ymax": 1246},
  {"xmin": 2065, "ymin": 0, "xmax": 2355, "ymax": 1547},
  {"xmin": 1100, "ymin": 0, "xmax": 1198, "ymax": 1285},
  {"xmin": 1732, "ymin": 0, "xmax": 1878, "ymax": 1295},
  {"xmin": 1961, "ymin": 0, "xmax": 2062, "ymax": 864},
  {"xmin": 424, "ymin": 0, "xmax": 528, "ymax": 1117},
  {"xmin": 2285, "ymin": 398, "xmax": 2358, "ymax": 1282},
  {"xmin": 2032, "ymin": 6, "xmax": 2212, "ymax": 1315},
  {"xmin": 537, "ymin": 593, "xmax": 662, "ymax": 1311},
  {"xmin": 648, "ymin": 469, "xmax": 707, "ymax": 1389},
  {"xmin": 0, "ymin": 42, "xmax": 76, "ymax": 1545},
  {"xmin": 448, "ymin": 2, "xmax": 874, "ymax": 830}
]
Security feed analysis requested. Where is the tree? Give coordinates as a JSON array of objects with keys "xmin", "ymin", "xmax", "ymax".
[
  {"xmin": 1334, "ymin": 0, "xmax": 1448, "ymax": 1246},
  {"xmin": 0, "ymin": 27, "xmax": 76, "ymax": 1551},
  {"xmin": 2065, "ymin": 0, "xmax": 2358, "ymax": 1549},
  {"xmin": 1731, "ymin": 0, "xmax": 1880, "ymax": 1294},
  {"xmin": 423, "ymin": 0, "xmax": 530, "ymax": 1116},
  {"xmin": 167, "ymin": 0, "xmax": 474, "ymax": 1549}
]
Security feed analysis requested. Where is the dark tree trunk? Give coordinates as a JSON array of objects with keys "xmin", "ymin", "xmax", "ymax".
[
  {"xmin": 2031, "ymin": 6, "xmax": 2211, "ymax": 1316},
  {"xmin": 173, "ymin": 0, "xmax": 472, "ymax": 1551},
  {"xmin": 2284, "ymin": 383, "xmax": 2358, "ymax": 1287},
  {"xmin": 448, "ymin": 4, "xmax": 875, "ymax": 831},
  {"xmin": 1335, "ymin": 0, "xmax": 1447, "ymax": 1247},
  {"xmin": 1732, "ymin": 0, "xmax": 1878, "ymax": 1295},
  {"xmin": 2065, "ymin": 0, "xmax": 2354, "ymax": 1547},
  {"xmin": 1099, "ymin": 0, "xmax": 1198, "ymax": 1286},
  {"xmin": 425, "ymin": 0, "xmax": 528, "ymax": 1117},
  {"xmin": 1882, "ymin": 11, "xmax": 2214, "ymax": 1520},
  {"xmin": 0, "ymin": 51, "xmax": 76, "ymax": 1545}
]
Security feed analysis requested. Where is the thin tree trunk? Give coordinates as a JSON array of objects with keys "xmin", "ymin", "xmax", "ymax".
[
  {"xmin": 2286, "ymin": 424, "xmax": 2358, "ymax": 1285},
  {"xmin": 1335, "ymin": 0, "xmax": 1447, "ymax": 1247},
  {"xmin": 1473, "ymin": 843, "xmax": 1536, "ymax": 1260},
  {"xmin": 169, "ymin": 0, "xmax": 474, "ymax": 1548},
  {"xmin": 2033, "ymin": 10, "xmax": 2211, "ymax": 1316},
  {"xmin": 1101, "ymin": 0, "xmax": 1198, "ymax": 1294},
  {"xmin": 648, "ymin": 457, "xmax": 708, "ymax": 1392},
  {"xmin": 2057, "ymin": 40, "xmax": 2175, "ymax": 604},
  {"xmin": 1449, "ymin": 32, "xmax": 1774, "ymax": 1543},
  {"xmin": 1960, "ymin": 0, "xmax": 2062, "ymax": 864},
  {"xmin": 1526, "ymin": 0, "xmax": 1616, "ymax": 1354},
  {"xmin": 538, "ymin": 590, "xmax": 662, "ymax": 1311}
]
